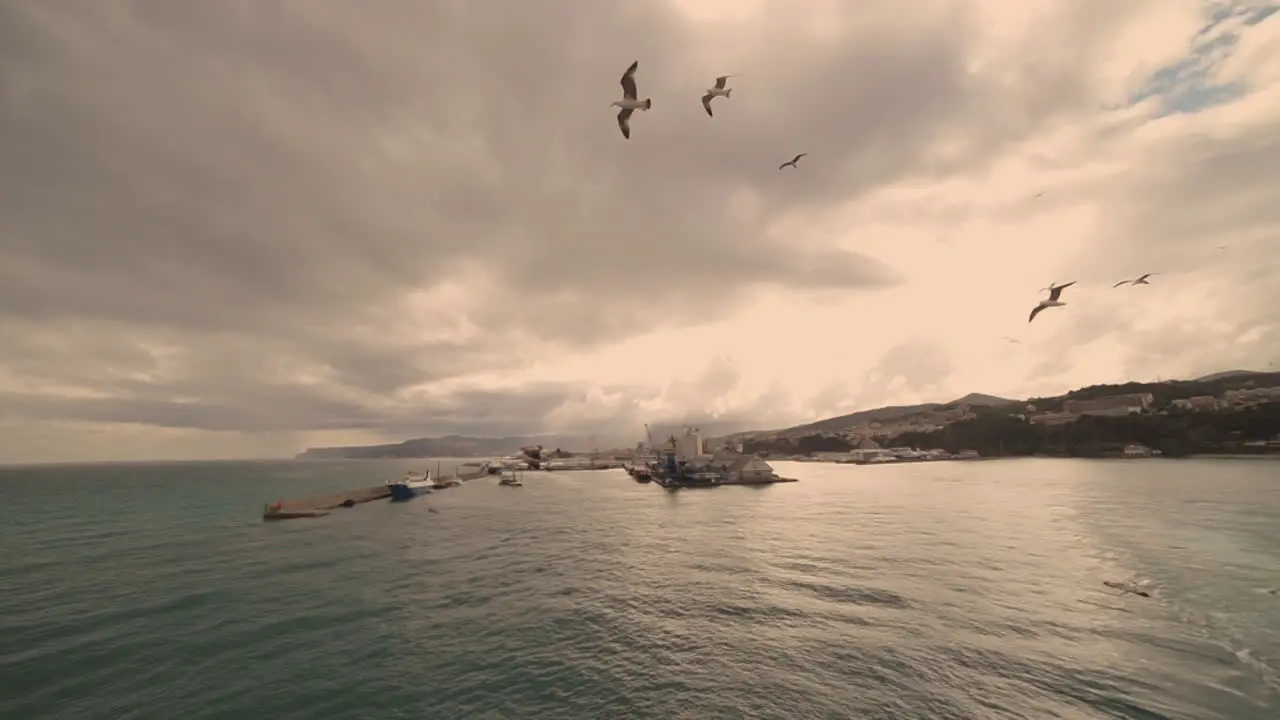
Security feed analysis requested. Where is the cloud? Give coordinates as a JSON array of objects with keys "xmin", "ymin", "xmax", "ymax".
[
  {"xmin": 1, "ymin": 0, "xmax": 1278, "ymax": 462},
  {"xmin": 856, "ymin": 338, "xmax": 957, "ymax": 409}
]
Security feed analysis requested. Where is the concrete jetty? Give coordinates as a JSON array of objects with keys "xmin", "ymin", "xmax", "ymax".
[
  {"xmin": 263, "ymin": 485, "xmax": 391, "ymax": 520},
  {"xmin": 720, "ymin": 476, "xmax": 799, "ymax": 485},
  {"xmin": 262, "ymin": 468, "xmax": 495, "ymax": 521}
]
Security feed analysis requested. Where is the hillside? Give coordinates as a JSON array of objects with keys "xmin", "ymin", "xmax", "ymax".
[
  {"xmin": 782, "ymin": 403, "xmax": 940, "ymax": 435},
  {"xmin": 949, "ymin": 392, "xmax": 1018, "ymax": 407},
  {"xmin": 780, "ymin": 392, "xmax": 1016, "ymax": 436},
  {"xmin": 296, "ymin": 434, "xmax": 599, "ymax": 460},
  {"xmin": 741, "ymin": 370, "xmax": 1280, "ymax": 457},
  {"xmin": 882, "ymin": 402, "xmax": 1280, "ymax": 458},
  {"xmin": 1192, "ymin": 369, "xmax": 1269, "ymax": 383}
]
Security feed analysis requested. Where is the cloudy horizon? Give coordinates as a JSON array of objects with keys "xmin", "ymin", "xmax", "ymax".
[{"xmin": 2, "ymin": 0, "xmax": 1278, "ymax": 463}]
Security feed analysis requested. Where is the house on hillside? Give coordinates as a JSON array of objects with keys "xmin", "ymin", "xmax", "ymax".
[
  {"xmin": 1224, "ymin": 387, "xmax": 1280, "ymax": 407},
  {"xmin": 1171, "ymin": 395, "xmax": 1224, "ymax": 412}
]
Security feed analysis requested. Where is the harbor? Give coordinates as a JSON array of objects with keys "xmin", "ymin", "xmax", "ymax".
[
  {"xmin": 625, "ymin": 426, "xmax": 799, "ymax": 490},
  {"xmin": 265, "ymin": 428, "xmax": 797, "ymax": 519}
]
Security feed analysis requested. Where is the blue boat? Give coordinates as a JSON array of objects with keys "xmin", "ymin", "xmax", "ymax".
[{"xmin": 387, "ymin": 470, "xmax": 433, "ymax": 502}]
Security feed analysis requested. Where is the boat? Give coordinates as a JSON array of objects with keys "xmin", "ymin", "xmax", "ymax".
[
  {"xmin": 458, "ymin": 460, "xmax": 495, "ymax": 477},
  {"xmin": 498, "ymin": 469, "xmax": 524, "ymax": 487},
  {"xmin": 387, "ymin": 470, "xmax": 433, "ymax": 502},
  {"xmin": 631, "ymin": 465, "xmax": 652, "ymax": 483}
]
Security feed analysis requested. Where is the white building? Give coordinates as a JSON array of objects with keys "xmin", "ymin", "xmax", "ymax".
[{"xmin": 674, "ymin": 427, "xmax": 705, "ymax": 461}]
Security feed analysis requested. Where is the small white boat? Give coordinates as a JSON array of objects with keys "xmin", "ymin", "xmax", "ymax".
[{"xmin": 498, "ymin": 470, "xmax": 524, "ymax": 487}]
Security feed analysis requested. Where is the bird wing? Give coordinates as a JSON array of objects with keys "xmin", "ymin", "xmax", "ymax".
[
  {"xmin": 714, "ymin": 75, "xmax": 728, "ymax": 89},
  {"xmin": 1113, "ymin": 279, "xmax": 1130, "ymax": 288},
  {"xmin": 778, "ymin": 161, "xmax": 790, "ymax": 170},
  {"xmin": 617, "ymin": 108, "xmax": 633, "ymax": 139},
  {"xmin": 1137, "ymin": 272, "xmax": 1155, "ymax": 282},
  {"xmin": 1028, "ymin": 303, "xmax": 1046, "ymax": 323},
  {"xmin": 621, "ymin": 61, "xmax": 638, "ymax": 100},
  {"xmin": 1048, "ymin": 280, "xmax": 1076, "ymax": 300},
  {"xmin": 793, "ymin": 153, "xmax": 807, "ymax": 163},
  {"xmin": 701, "ymin": 93, "xmax": 714, "ymax": 117}
]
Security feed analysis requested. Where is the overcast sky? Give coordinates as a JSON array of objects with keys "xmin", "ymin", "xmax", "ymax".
[{"xmin": 2, "ymin": 0, "xmax": 1278, "ymax": 463}]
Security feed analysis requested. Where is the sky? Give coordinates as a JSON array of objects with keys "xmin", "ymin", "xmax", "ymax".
[{"xmin": 1, "ymin": 0, "xmax": 1278, "ymax": 463}]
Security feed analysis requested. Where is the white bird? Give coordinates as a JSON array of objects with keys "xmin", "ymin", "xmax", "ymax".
[
  {"xmin": 1029, "ymin": 280, "xmax": 1075, "ymax": 323},
  {"xmin": 779, "ymin": 153, "xmax": 807, "ymax": 170},
  {"xmin": 701, "ymin": 75, "xmax": 734, "ymax": 117},
  {"xmin": 1103, "ymin": 580, "xmax": 1151, "ymax": 598},
  {"xmin": 1113, "ymin": 272, "xmax": 1158, "ymax": 288},
  {"xmin": 610, "ymin": 60, "xmax": 651, "ymax": 140},
  {"xmin": 1028, "ymin": 300, "xmax": 1064, "ymax": 323}
]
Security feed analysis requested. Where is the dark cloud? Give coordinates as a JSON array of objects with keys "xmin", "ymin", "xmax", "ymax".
[{"xmin": 0, "ymin": 0, "xmax": 1216, "ymax": 457}]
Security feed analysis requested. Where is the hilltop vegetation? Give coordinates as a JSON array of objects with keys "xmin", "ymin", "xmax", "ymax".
[
  {"xmin": 780, "ymin": 392, "xmax": 1016, "ymax": 436},
  {"xmin": 902, "ymin": 403, "xmax": 1280, "ymax": 457},
  {"xmin": 741, "ymin": 372, "xmax": 1280, "ymax": 458},
  {"xmin": 1031, "ymin": 372, "xmax": 1280, "ymax": 411}
]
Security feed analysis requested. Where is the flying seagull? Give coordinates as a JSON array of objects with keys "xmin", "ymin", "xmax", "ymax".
[
  {"xmin": 1029, "ymin": 281, "xmax": 1076, "ymax": 323},
  {"xmin": 701, "ymin": 75, "xmax": 734, "ymax": 117},
  {"xmin": 610, "ymin": 60, "xmax": 651, "ymax": 140},
  {"xmin": 779, "ymin": 153, "xmax": 808, "ymax": 170},
  {"xmin": 1113, "ymin": 272, "xmax": 1158, "ymax": 288}
]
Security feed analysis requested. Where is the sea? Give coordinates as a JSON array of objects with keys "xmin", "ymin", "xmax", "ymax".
[{"xmin": 1, "ymin": 457, "xmax": 1278, "ymax": 719}]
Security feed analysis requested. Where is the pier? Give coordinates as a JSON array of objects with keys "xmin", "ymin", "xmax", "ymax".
[
  {"xmin": 263, "ymin": 467, "xmax": 495, "ymax": 521},
  {"xmin": 263, "ymin": 485, "xmax": 391, "ymax": 520}
]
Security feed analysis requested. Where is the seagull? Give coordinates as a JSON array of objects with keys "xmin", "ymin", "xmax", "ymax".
[
  {"xmin": 1028, "ymin": 300, "xmax": 1064, "ymax": 323},
  {"xmin": 701, "ymin": 75, "xmax": 734, "ymax": 117},
  {"xmin": 1113, "ymin": 272, "xmax": 1158, "ymax": 288},
  {"xmin": 1103, "ymin": 580, "xmax": 1151, "ymax": 598},
  {"xmin": 1029, "ymin": 281, "xmax": 1075, "ymax": 323},
  {"xmin": 779, "ymin": 153, "xmax": 808, "ymax": 170},
  {"xmin": 610, "ymin": 61, "xmax": 651, "ymax": 140},
  {"xmin": 1001, "ymin": 336, "xmax": 1022, "ymax": 345}
]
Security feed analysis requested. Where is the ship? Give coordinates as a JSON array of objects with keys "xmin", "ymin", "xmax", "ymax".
[{"xmin": 387, "ymin": 470, "xmax": 433, "ymax": 502}]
